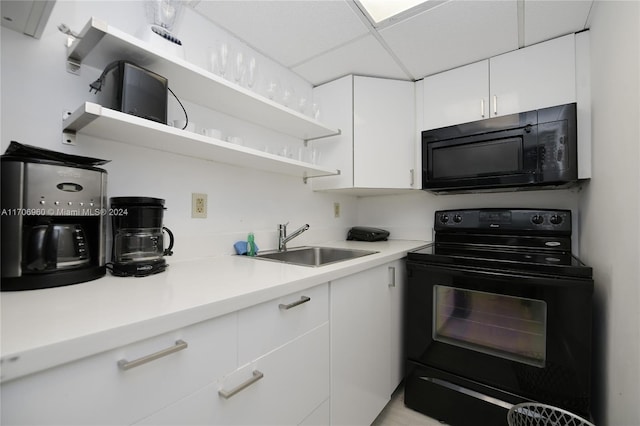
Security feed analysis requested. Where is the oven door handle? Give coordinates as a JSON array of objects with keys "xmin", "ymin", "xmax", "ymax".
[{"xmin": 420, "ymin": 376, "xmax": 515, "ymax": 410}]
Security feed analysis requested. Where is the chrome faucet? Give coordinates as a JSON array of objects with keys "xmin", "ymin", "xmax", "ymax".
[{"xmin": 278, "ymin": 223, "xmax": 310, "ymax": 252}]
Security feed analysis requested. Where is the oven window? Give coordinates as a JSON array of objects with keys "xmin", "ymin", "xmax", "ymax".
[
  {"xmin": 431, "ymin": 137, "xmax": 522, "ymax": 179},
  {"xmin": 433, "ymin": 285, "xmax": 547, "ymax": 367}
]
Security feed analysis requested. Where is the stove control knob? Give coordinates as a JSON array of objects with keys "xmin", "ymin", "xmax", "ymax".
[
  {"xmin": 531, "ymin": 214, "xmax": 544, "ymax": 225},
  {"xmin": 550, "ymin": 214, "xmax": 563, "ymax": 225},
  {"xmin": 453, "ymin": 214, "xmax": 462, "ymax": 223},
  {"xmin": 439, "ymin": 214, "xmax": 449, "ymax": 224}
]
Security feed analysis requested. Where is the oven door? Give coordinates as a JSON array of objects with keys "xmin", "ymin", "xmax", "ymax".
[{"xmin": 405, "ymin": 261, "xmax": 593, "ymax": 419}]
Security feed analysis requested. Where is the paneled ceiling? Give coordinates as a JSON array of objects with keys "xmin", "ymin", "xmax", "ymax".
[{"xmin": 192, "ymin": 0, "xmax": 594, "ymax": 86}]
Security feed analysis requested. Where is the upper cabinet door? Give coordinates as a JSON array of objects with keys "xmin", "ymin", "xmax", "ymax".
[
  {"xmin": 353, "ymin": 76, "xmax": 415, "ymax": 189},
  {"xmin": 489, "ymin": 34, "xmax": 576, "ymax": 117},
  {"xmin": 422, "ymin": 60, "xmax": 490, "ymax": 130}
]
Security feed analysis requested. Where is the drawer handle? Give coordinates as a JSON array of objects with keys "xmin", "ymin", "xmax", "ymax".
[
  {"xmin": 218, "ymin": 370, "xmax": 264, "ymax": 399},
  {"xmin": 117, "ymin": 339, "xmax": 188, "ymax": 371},
  {"xmin": 388, "ymin": 266, "xmax": 396, "ymax": 287},
  {"xmin": 278, "ymin": 295, "xmax": 311, "ymax": 310}
]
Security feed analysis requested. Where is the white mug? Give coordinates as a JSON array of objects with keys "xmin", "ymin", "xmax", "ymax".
[
  {"xmin": 173, "ymin": 120, "xmax": 196, "ymax": 132},
  {"xmin": 202, "ymin": 128, "xmax": 222, "ymax": 139}
]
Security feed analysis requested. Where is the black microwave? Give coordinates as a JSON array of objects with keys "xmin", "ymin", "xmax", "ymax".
[{"xmin": 422, "ymin": 103, "xmax": 578, "ymax": 193}]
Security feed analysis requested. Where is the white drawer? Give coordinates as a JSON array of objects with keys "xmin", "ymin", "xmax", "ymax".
[
  {"xmin": 136, "ymin": 323, "xmax": 330, "ymax": 426},
  {"xmin": 1, "ymin": 312, "xmax": 237, "ymax": 426},
  {"xmin": 238, "ymin": 282, "xmax": 328, "ymax": 365}
]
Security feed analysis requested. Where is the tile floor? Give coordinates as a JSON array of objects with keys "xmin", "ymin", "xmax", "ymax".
[{"xmin": 372, "ymin": 385, "xmax": 447, "ymax": 426}]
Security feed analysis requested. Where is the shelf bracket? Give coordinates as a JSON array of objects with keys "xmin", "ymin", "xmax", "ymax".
[
  {"xmin": 62, "ymin": 131, "xmax": 77, "ymax": 146},
  {"xmin": 303, "ymin": 169, "xmax": 341, "ymax": 184},
  {"xmin": 304, "ymin": 128, "xmax": 341, "ymax": 147}
]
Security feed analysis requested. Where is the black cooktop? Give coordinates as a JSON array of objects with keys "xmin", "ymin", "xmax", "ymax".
[
  {"xmin": 408, "ymin": 243, "xmax": 592, "ymax": 279},
  {"xmin": 408, "ymin": 208, "xmax": 592, "ymax": 279}
]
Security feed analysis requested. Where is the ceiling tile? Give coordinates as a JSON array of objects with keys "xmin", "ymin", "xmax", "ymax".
[
  {"xmin": 523, "ymin": 0, "xmax": 593, "ymax": 45},
  {"xmin": 379, "ymin": 0, "xmax": 520, "ymax": 79},
  {"xmin": 292, "ymin": 34, "xmax": 410, "ymax": 86},
  {"xmin": 194, "ymin": 0, "xmax": 369, "ymax": 67}
]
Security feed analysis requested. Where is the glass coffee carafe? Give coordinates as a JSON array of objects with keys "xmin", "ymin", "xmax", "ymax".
[{"xmin": 110, "ymin": 197, "xmax": 174, "ymax": 277}]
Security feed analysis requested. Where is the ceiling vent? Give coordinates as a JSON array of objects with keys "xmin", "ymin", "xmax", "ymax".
[{"xmin": 1, "ymin": 1, "xmax": 56, "ymax": 39}]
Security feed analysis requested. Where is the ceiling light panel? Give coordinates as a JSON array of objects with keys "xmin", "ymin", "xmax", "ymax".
[{"xmin": 358, "ymin": 0, "xmax": 429, "ymax": 23}]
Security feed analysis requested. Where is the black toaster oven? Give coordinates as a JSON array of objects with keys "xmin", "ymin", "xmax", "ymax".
[{"xmin": 95, "ymin": 61, "xmax": 168, "ymax": 124}]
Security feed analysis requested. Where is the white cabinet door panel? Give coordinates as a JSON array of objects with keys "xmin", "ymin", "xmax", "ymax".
[
  {"xmin": 1, "ymin": 313, "xmax": 238, "ymax": 426},
  {"xmin": 137, "ymin": 324, "xmax": 330, "ymax": 426},
  {"xmin": 423, "ymin": 60, "xmax": 490, "ymax": 130},
  {"xmin": 353, "ymin": 76, "xmax": 415, "ymax": 188},
  {"xmin": 490, "ymin": 34, "xmax": 576, "ymax": 117},
  {"xmin": 238, "ymin": 283, "xmax": 328, "ymax": 366},
  {"xmin": 389, "ymin": 259, "xmax": 407, "ymax": 394},
  {"xmin": 330, "ymin": 265, "xmax": 391, "ymax": 426},
  {"xmin": 311, "ymin": 75, "xmax": 354, "ymax": 190}
]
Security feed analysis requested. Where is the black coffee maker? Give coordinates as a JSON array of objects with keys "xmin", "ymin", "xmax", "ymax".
[
  {"xmin": 1, "ymin": 147, "xmax": 108, "ymax": 291},
  {"xmin": 109, "ymin": 197, "xmax": 174, "ymax": 277}
]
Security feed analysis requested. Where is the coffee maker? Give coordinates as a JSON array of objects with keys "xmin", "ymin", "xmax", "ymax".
[
  {"xmin": 1, "ymin": 156, "xmax": 108, "ymax": 291},
  {"xmin": 109, "ymin": 197, "xmax": 174, "ymax": 277}
]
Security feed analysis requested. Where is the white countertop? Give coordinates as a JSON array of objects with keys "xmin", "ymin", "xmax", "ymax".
[{"xmin": 0, "ymin": 240, "xmax": 427, "ymax": 382}]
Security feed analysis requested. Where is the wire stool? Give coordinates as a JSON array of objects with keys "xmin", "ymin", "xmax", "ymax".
[{"xmin": 507, "ymin": 402, "xmax": 595, "ymax": 426}]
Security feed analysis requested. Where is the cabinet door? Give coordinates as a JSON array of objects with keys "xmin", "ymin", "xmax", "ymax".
[
  {"xmin": 136, "ymin": 323, "xmax": 330, "ymax": 426},
  {"xmin": 353, "ymin": 76, "xmax": 416, "ymax": 189},
  {"xmin": 330, "ymin": 265, "xmax": 391, "ymax": 426},
  {"xmin": 389, "ymin": 259, "xmax": 407, "ymax": 394},
  {"xmin": 311, "ymin": 75, "xmax": 354, "ymax": 191},
  {"xmin": 423, "ymin": 60, "xmax": 490, "ymax": 130},
  {"xmin": 237, "ymin": 283, "xmax": 328, "ymax": 365},
  {"xmin": 490, "ymin": 34, "xmax": 576, "ymax": 117},
  {"xmin": 1, "ymin": 313, "xmax": 238, "ymax": 426}
]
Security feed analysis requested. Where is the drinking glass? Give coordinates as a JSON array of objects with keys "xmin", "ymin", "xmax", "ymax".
[
  {"xmin": 282, "ymin": 86, "xmax": 295, "ymax": 107},
  {"xmin": 214, "ymin": 40, "xmax": 228, "ymax": 78},
  {"xmin": 311, "ymin": 102, "xmax": 321, "ymax": 120},
  {"xmin": 246, "ymin": 56, "xmax": 257, "ymax": 89},
  {"xmin": 266, "ymin": 78, "xmax": 280, "ymax": 101},
  {"xmin": 233, "ymin": 50, "xmax": 246, "ymax": 85}
]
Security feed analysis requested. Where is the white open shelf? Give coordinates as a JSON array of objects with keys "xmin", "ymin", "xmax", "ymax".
[
  {"xmin": 67, "ymin": 17, "xmax": 340, "ymax": 141},
  {"xmin": 63, "ymin": 102, "xmax": 340, "ymax": 180}
]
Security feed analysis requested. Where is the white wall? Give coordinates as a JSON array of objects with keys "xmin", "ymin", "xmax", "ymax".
[
  {"xmin": 357, "ymin": 188, "xmax": 581, "ymax": 241},
  {"xmin": 0, "ymin": 1, "xmax": 357, "ymax": 261},
  {"xmin": 578, "ymin": 2, "xmax": 640, "ymax": 425}
]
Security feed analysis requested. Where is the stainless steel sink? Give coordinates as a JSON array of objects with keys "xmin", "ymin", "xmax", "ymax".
[{"xmin": 252, "ymin": 246, "xmax": 378, "ymax": 267}]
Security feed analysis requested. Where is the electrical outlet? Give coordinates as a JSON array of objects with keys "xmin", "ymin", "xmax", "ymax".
[
  {"xmin": 192, "ymin": 193, "xmax": 207, "ymax": 218},
  {"xmin": 334, "ymin": 202, "xmax": 340, "ymax": 218}
]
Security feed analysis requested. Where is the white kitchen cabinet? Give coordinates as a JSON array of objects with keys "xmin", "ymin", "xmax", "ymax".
[
  {"xmin": 423, "ymin": 60, "xmax": 490, "ymax": 130},
  {"xmin": 389, "ymin": 259, "xmax": 407, "ymax": 394},
  {"xmin": 329, "ymin": 261, "xmax": 406, "ymax": 425},
  {"xmin": 136, "ymin": 283, "xmax": 330, "ymax": 426},
  {"xmin": 237, "ymin": 282, "xmax": 328, "ymax": 366},
  {"xmin": 0, "ymin": 313, "xmax": 238, "ymax": 426},
  {"xmin": 422, "ymin": 33, "xmax": 577, "ymax": 130},
  {"xmin": 136, "ymin": 323, "xmax": 330, "ymax": 426},
  {"xmin": 490, "ymin": 34, "xmax": 576, "ymax": 117},
  {"xmin": 312, "ymin": 75, "xmax": 416, "ymax": 193}
]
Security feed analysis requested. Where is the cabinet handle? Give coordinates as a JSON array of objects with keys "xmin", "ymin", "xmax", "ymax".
[
  {"xmin": 480, "ymin": 99, "xmax": 485, "ymax": 118},
  {"xmin": 388, "ymin": 266, "xmax": 396, "ymax": 288},
  {"xmin": 493, "ymin": 95, "xmax": 497, "ymax": 115},
  {"xmin": 410, "ymin": 169, "xmax": 415, "ymax": 187},
  {"xmin": 117, "ymin": 340, "xmax": 188, "ymax": 371},
  {"xmin": 278, "ymin": 295, "xmax": 311, "ymax": 310},
  {"xmin": 218, "ymin": 370, "xmax": 264, "ymax": 399}
]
